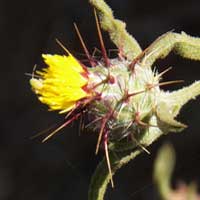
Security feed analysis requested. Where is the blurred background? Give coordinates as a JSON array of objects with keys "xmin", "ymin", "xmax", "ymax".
[{"xmin": 1, "ymin": 0, "xmax": 200, "ymax": 199}]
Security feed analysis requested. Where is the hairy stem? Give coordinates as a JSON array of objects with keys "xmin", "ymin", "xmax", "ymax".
[
  {"xmin": 88, "ymin": 117, "xmax": 164, "ymax": 200},
  {"xmin": 140, "ymin": 32, "xmax": 200, "ymax": 67},
  {"xmin": 169, "ymin": 81, "xmax": 200, "ymax": 117},
  {"xmin": 88, "ymin": 149, "xmax": 142, "ymax": 200},
  {"xmin": 89, "ymin": 0, "xmax": 142, "ymax": 60},
  {"xmin": 156, "ymin": 81, "xmax": 200, "ymax": 130},
  {"xmin": 153, "ymin": 144, "xmax": 175, "ymax": 199}
]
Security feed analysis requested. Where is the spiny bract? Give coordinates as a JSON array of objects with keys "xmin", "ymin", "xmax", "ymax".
[
  {"xmin": 87, "ymin": 58, "xmax": 160, "ymax": 141},
  {"xmin": 30, "ymin": 0, "xmax": 200, "ymax": 193}
]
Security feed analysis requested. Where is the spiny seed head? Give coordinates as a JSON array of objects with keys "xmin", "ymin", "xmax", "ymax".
[{"xmin": 86, "ymin": 58, "xmax": 160, "ymax": 140}]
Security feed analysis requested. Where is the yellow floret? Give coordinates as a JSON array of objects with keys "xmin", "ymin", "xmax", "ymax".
[{"xmin": 30, "ymin": 53, "xmax": 89, "ymax": 113}]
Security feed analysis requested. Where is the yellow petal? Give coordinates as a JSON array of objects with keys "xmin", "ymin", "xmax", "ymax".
[{"xmin": 30, "ymin": 53, "xmax": 89, "ymax": 113}]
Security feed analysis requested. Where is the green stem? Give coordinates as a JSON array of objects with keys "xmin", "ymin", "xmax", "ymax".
[
  {"xmin": 140, "ymin": 32, "xmax": 200, "ymax": 67},
  {"xmin": 88, "ymin": 149, "xmax": 142, "ymax": 200},
  {"xmin": 153, "ymin": 144, "xmax": 175, "ymax": 200},
  {"xmin": 89, "ymin": 0, "xmax": 142, "ymax": 60},
  {"xmin": 168, "ymin": 81, "xmax": 200, "ymax": 117},
  {"xmin": 156, "ymin": 81, "xmax": 200, "ymax": 131},
  {"xmin": 88, "ymin": 117, "xmax": 164, "ymax": 200}
]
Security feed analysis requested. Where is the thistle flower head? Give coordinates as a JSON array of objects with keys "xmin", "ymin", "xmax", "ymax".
[
  {"xmin": 30, "ymin": 53, "xmax": 90, "ymax": 113},
  {"xmin": 30, "ymin": 0, "xmax": 200, "ymax": 193}
]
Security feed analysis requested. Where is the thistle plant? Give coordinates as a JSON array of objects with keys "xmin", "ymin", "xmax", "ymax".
[{"xmin": 30, "ymin": 0, "xmax": 200, "ymax": 200}]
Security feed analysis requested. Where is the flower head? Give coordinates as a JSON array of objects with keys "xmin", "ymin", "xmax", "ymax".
[
  {"xmin": 30, "ymin": 53, "xmax": 90, "ymax": 113},
  {"xmin": 29, "ymin": 0, "xmax": 200, "ymax": 197}
]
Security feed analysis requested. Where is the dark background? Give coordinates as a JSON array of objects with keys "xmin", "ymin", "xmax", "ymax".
[{"xmin": 1, "ymin": 0, "xmax": 200, "ymax": 199}]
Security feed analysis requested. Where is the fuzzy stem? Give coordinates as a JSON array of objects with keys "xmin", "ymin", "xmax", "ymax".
[
  {"xmin": 140, "ymin": 32, "xmax": 200, "ymax": 67},
  {"xmin": 169, "ymin": 81, "xmax": 200, "ymax": 117},
  {"xmin": 89, "ymin": 0, "xmax": 142, "ymax": 60},
  {"xmin": 88, "ymin": 149, "xmax": 142, "ymax": 200},
  {"xmin": 153, "ymin": 144, "xmax": 175, "ymax": 199},
  {"xmin": 88, "ymin": 117, "xmax": 163, "ymax": 200},
  {"xmin": 156, "ymin": 81, "xmax": 200, "ymax": 131}
]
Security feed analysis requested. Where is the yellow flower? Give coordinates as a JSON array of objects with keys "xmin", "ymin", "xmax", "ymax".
[{"xmin": 30, "ymin": 53, "xmax": 89, "ymax": 113}]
